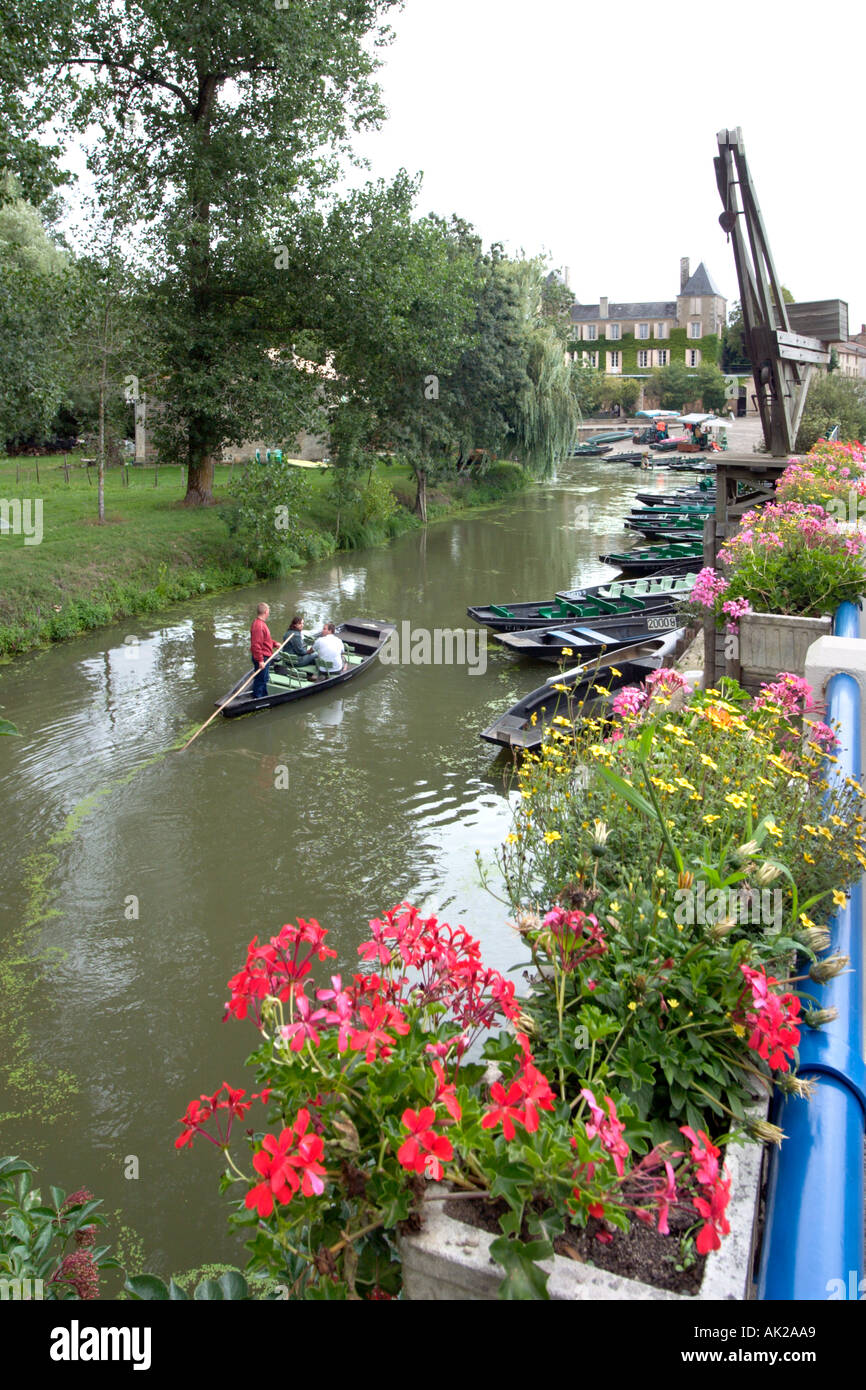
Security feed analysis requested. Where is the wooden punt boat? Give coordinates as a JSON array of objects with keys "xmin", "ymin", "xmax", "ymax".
[
  {"xmin": 586, "ymin": 430, "xmax": 633, "ymax": 444},
  {"xmin": 665, "ymin": 458, "xmax": 716, "ymax": 474},
  {"xmin": 598, "ymin": 543, "xmax": 703, "ymax": 576},
  {"xmin": 605, "ymin": 451, "xmax": 646, "ymax": 464},
  {"xmin": 624, "ymin": 515, "xmax": 707, "ymax": 540},
  {"xmin": 634, "ymin": 490, "xmax": 715, "ymax": 506},
  {"xmin": 569, "ymin": 443, "xmax": 612, "ymax": 456},
  {"xmin": 216, "ymin": 619, "xmax": 396, "ymax": 717},
  {"xmin": 470, "ymin": 590, "xmax": 672, "ymax": 634},
  {"xmin": 555, "ymin": 571, "xmax": 697, "ymax": 603},
  {"xmin": 493, "ymin": 613, "xmax": 683, "ymax": 662},
  {"xmin": 479, "ymin": 632, "xmax": 683, "ymax": 750}
]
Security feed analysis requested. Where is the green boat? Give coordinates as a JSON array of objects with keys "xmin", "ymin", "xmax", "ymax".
[
  {"xmin": 556, "ymin": 572, "xmax": 698, "ymax": 603},
  {"xmin": 598, "ymin": 543, "xmax": 703, "ymax": 577}
]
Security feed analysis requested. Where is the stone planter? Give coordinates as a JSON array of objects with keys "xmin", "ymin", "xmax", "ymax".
[
  {"xmin": 736, "ymin": 612, "xmax": 832, "ymax": 693},
  {"xmin": 399, "ymin": 1137, "xmax": 764, "ymax": 1301}
]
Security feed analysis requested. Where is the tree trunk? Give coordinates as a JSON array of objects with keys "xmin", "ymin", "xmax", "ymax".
[
  {"xmin": 414, "ymin": 468, "xmax": 428, "ymax": 524},
  {"xmin": 184, "ymin": 453, "xmax": 216, "ymax": 505},
  {"xmin": 97, "ymin": 378, "xmax": 106, "ymax": 524}
]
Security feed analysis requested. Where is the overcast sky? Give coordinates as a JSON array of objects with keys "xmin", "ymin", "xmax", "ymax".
[{"xmin": 351, "ymin": 0, "xmax": 864, "ymax": 328}]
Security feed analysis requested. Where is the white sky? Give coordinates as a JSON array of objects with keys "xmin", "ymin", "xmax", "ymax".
[{"xmin": 352, "ymin": 0, "xmax": 865, "ymax": 328}]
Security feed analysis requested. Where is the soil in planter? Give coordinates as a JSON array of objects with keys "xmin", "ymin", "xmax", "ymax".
[{"xmin": 443, "ymin": 1196, "xmax": 706, "ymax": 1296}]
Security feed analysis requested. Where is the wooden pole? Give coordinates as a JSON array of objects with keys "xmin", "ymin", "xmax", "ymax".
[{"xmin": 178, "ymin": 635, "xmax": 293, "ymax": 751}]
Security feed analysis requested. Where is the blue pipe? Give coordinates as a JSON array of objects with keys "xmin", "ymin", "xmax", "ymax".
[{"xmin": 757, "ymin": 602, "xmax": 866, "ymax": 1299}]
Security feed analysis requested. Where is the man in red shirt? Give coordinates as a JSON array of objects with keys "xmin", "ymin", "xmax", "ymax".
[{"xmin": 250, "ymin": 602, "xmax": 279, "ymax": 699}]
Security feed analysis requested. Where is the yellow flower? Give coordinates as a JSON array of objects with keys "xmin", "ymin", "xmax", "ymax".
[
  {"xmin": 799, "ymin": 913, "xmax": 817, "ymax": 929},
  {"xmin": 699, "ymin": 754, "xmax": 718, "ymax": 770},
  {"xmin": 724, "ymin": 793, "xmax": 747, "ymax": 810},
  {"xmin": 668, "ymin": 999, "xmax": 680, "ymax": 1010},
  {"xmin": 627, "ymin": 1001, "xmax": 638, "ymax": 1012},
  {"xmin": 561, "ymin": 647, "xmax": 573, "ymax": 656},
  {"xmin": 703, "ymin": 814, "xmax": 721, "ymax": 824},
  {"xmin": 609, "ymin": 667, "xmax": 622, "ymax": 678},
  {"xmin": 506, "ymin": 834, "xmax": 518, "ymax": 845},
  {"xmin": 832, "ymin": 890, "xmax": 847, "ymax": 908},
  {"xmin": 803, "ymin": 852, "xmax": 816, "ymax": 865},
  {"xmin": 543, "ymin": 831, "xmax": 561, "ymax": 844},
  {"xmin": 732, "ymin": 1023, "xmax": 746, "ymax": 1038},
  {"xmin": 609, "ymin": 901, "xmax": 620, "ymax": 913}
]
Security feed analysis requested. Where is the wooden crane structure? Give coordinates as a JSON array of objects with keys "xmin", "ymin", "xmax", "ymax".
[
  {"xmin": 714, "ymin": 127, "xmax": 829, "ymax": 455},
  {"xmin": 699, "ymin": 129, "xmax": 834, "ymax": 687}
]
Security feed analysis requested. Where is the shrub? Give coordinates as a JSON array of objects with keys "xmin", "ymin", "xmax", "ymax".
[{"xmin": 225, "ymin": 458, "xmax": 314, "ymax": 578}]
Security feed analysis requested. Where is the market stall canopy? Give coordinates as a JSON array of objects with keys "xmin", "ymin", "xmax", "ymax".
[{"xmin": 635, "ymin": 409, "xmax": 681, "ymax": 419}]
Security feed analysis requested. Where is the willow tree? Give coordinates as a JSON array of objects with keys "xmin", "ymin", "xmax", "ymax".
[{"xmin": 8, "ymin": 0, "xmax": 401, "ymax": 504}]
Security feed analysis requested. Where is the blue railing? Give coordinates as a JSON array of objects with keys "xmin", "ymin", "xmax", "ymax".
[{"xmin": 757, "ymin": 600, "xmax": 866, "ymax": 1299}]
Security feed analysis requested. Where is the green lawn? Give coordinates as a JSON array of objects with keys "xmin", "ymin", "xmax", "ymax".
[{"xmin": 0, "ymin": 454, "xmax": 528, "ymax": 656}]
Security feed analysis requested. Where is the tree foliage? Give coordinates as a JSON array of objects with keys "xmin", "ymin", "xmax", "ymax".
[
  {"xmin": 0, "ymin": 186, "xmax": 75, "ymax": 444},
  {"xmin": 4, "ymin": 0, "xmax": 403, "ymax": 502},
  {"xmin": 796, "ymin": 374, "xmax": 866, "ymax": 452}
]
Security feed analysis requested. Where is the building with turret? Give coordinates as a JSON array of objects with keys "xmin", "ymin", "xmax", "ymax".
[{"xmin": 567, "ymin": 257, "xmax": 726, "ymax": 377}]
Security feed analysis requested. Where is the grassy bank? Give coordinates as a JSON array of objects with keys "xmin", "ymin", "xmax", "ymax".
[{"xmin": 0, "ymin": 455, "xmax": 532, "ymax": 657}]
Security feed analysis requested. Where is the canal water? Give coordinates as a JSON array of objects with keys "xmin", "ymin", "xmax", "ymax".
[{"xmin": 0, "ymin": 456, "xmax": 669, "ymax": 1278}]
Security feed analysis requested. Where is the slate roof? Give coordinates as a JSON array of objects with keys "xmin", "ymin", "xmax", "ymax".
[
  {"xmin": 679, "ymin": 262, "xmax": 723, "ymax": 297},
  {"xmin": 570, "ymin": 301, "xmax": 677, "ymax": 322}
]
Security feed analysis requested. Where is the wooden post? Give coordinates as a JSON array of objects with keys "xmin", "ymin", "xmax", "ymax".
[{"xmin": 34, "ymin": 459, "xmax": 40, "ymax": 484}]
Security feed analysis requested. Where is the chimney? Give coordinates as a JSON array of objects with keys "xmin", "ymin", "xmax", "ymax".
[
  {"xmin": 599, "ymin": 296, "xmax": 608, "ymax": 319},
  {"xmin": 680, "ymin": 257, "xmax": 690, "ymax": 292},
  {"xmin": 563, "ymin": 266, "xmax": 570, "ymax": 288}
]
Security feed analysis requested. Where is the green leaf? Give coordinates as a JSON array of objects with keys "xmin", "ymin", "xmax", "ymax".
[
  {"xmin": 124, "ymin": 1274, "xmax": 169, "ymax": 1300},
  {"xmin": 218, "ymin": 1270, "xmax": 249, "ymax": 1300},
  {"xmin": 0, "ymin": 719, "xmax": 20, "ymax": 737},
  {"xmin": 595, "ymin": 765, "xmax": 655, "ymax": 818},
  {"xmin": 489, "ymin": 1236, "xmax": 551, "ymax": 1301},
  {"xmin": 193, "ymin": 1278, "xmax": 224, "ymax": 1300},
  {"xmin": 168, "ymin": 1279, "xmax": 189, "ymax": 1300}
]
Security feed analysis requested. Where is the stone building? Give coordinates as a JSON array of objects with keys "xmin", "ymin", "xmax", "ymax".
[{"xmin": 568, "ymin": 258, "xmax": 726, "ymax": 376}]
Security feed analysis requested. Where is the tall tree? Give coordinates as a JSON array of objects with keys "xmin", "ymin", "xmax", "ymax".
[
  {"xmin": 12, "ymin": 0, "xmax": 402, "ymax": 504},
  {"xmin": 0, "ymin": 185, "xmax": 74, "ymax": 445}
]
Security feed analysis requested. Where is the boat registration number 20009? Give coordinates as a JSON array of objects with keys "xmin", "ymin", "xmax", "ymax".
[{"xmin": 647, "ymin": 614, "xmax": 678, "ymax": 631}]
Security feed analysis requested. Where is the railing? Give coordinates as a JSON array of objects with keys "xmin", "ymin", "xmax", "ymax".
[{"xmin": 757, "ymin": 600, "xmax": 866, "ymax": 1299}]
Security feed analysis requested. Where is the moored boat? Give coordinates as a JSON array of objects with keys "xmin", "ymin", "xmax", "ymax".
[
  {"xmin": 598, "ymin": 543, "xmax": 703, "ymax": 576},
  {"xmin": 479, "ymin": 632, "xmax": 683, "ymax": 750},
  {"xmin": 569, "ymin": 443, "xmax": 613, "ymax": 456},
  {"xmin": 469, "ymin": 590, "xmax": 675, "ymax": 634},
  {"xmin": 624, "ymin": 514, "xmax": 707, "ymax": 540},
  {"xmin": 216, "ymin": 619, "xmax": 396, "ymax": 717},
  {"xmin": 492, "ymin": 613, "xmax": 683, "ymax": 662},
  {"xmin": 586, "ymin": 430, "xmax": 633, "ymax": 444},
  {"xmin": 555, "ymin": 571, "xmax": 697, "ymax": 603}
]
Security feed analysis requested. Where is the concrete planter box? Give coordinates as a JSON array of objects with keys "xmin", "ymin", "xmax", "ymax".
[
  {"xmin": 738, "ymin": 612, "xmax": 832, "ymax": 691},
  {"xmin": 399, "ymin": 1137, "xmax": 764, "ymax": 1301}
]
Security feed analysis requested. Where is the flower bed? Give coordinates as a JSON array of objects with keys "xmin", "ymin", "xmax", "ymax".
[
  {"xmin": 684, "ymin": 500, "xmax": 866, "ymax": 636},
  {"xmin": 165, "ymin": 661, "xmax": 864, "ymax": 1301}
]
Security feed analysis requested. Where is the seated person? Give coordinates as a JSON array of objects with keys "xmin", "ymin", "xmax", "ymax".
[
  {"xmin": 280, "ymin": 614, "xmax": 316, "ymax": 668},
  {"xmin": 312, "ymin": 621, "xmax": 346, "ymax": 676}
]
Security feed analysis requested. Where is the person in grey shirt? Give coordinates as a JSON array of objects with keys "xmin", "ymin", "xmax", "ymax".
[{"xmin": 281, "ymin": 614, "xmax": 317, "ymax": 668}]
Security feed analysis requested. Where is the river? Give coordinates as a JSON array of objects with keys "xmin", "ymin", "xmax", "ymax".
[{"xmin": 0, "ymin": 455, "xmax": 668, "ymax": 1279}]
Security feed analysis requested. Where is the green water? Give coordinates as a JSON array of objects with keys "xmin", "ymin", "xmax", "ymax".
[{"xmin": 0, "ymin": 455, "xmax": 673, "ymax": 1277}]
